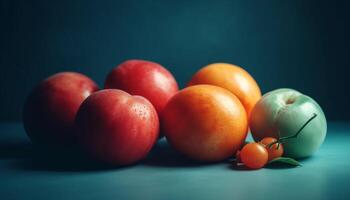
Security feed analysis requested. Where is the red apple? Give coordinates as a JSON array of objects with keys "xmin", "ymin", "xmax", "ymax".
[
  {"xmin": 75, "ymin": 89, "xmax": 159, "ymax": 165},
  {"xmin": 22, "ymin": 72, "xmax": 99, "ymax": 146},
  {"xmin": 104, "ymin": 59, "xmax": 179, "ymax": 115}
]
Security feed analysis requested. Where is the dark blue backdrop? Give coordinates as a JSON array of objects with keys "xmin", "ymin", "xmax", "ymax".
[{"xmin": 1, "ymin": 0, "xmax": 349, "ymax": 121}]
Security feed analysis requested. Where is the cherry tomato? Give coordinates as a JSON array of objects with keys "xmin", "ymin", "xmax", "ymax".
[
  {"xmin": 260, "ymin": 137, "xmax": 284, "ymax": 162},
  {"xmin": 240, "ymin": 142, "xmax": 268, "ymax": 169}
]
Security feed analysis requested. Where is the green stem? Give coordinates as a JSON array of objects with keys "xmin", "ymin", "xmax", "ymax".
[{"xmin": 267, "ymin": 113, "xmax": 317, "ymax": 148}]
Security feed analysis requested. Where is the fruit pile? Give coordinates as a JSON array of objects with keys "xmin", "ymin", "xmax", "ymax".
[{"xmin": 23, "ymin": 60, "xmax": 327, "ymax": 169}]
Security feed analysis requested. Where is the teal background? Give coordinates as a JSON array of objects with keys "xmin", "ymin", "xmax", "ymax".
[{"xmin": 1, "ymin": 0, "xmax": 350, "ymax": 121}]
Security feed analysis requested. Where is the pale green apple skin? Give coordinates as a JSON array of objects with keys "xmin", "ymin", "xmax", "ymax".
[{"xmin": 249, "ymin": 88, "xmax": 327, "ymax": 159}]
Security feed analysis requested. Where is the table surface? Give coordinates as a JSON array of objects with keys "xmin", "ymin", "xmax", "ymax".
[{"xmin": 0, "ymin": 122, "xmax": 349, "ymax": 200}]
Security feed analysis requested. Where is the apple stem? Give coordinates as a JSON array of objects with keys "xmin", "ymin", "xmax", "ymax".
[{"xmin": 267, "ymin": 113, "xmax": 318, "ymax": 148}]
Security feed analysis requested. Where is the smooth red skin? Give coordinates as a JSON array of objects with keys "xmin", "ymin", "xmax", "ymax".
[
  {"xmin": 22, "ymin": 72, "xmax": 99, "ymax": 146},
  {"xmin": 75, "ymin": 89, "xmax": 159, "ymax": 165},
  {"xmin": 104, "ymin": 59, "xmax": 179, "ymax": 115}
]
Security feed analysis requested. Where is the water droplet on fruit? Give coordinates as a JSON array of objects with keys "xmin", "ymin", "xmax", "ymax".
[{"xmin": 131, "ymin": 103, "xmax": 150, "ymax": 120}]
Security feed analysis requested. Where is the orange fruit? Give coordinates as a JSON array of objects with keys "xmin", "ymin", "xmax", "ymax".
[
  {"xmin": 188, "ymin": 63, "xmax": 261, "ymax": 117},
  {"xmin": 161, "ymin": 85, "xmax": 248, "ymax": 162}
]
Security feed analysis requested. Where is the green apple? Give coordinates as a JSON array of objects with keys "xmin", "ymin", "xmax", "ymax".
[{"xmin": 249, "ymin": 88, "xmax": 327, "ymax": 158}]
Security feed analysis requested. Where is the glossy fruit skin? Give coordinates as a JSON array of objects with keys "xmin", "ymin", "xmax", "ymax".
[
  {"xmin": 22, "ymin": 72, "xmax": 99, "ymax": 146},
  {"xmin": 250, "ymin": 88, "xmax": 327, "ymax": 158},
  {"xmin": 161, "ymin": 85, "xmax": 248, "ymax": 162},
  {"xmin": 240, "ymin": 143, "xmax": 268, "ymax": 169},
  {"xmin": 75, "ymin": 89, "xmax": 159, "ymax": 165},
  {"xmin": 104, "ymin": 59, "xmax": 179, "ymax": 115},
  {"xmin": 260, "ymin": 137, "xmax": 284, "ymax": 162},
  {"xmin": 188, "ymin": 63, "xmax": 261, "ymax": 117}
]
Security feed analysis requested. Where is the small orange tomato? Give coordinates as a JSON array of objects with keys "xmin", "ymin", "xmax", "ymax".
[
  {"xmin": 260, "ymin": 137, "xmax": 284, "ymax": 162},
  {"xmin": 240, "ymin": 143, "xmax": 268, "ymax": 169}
]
